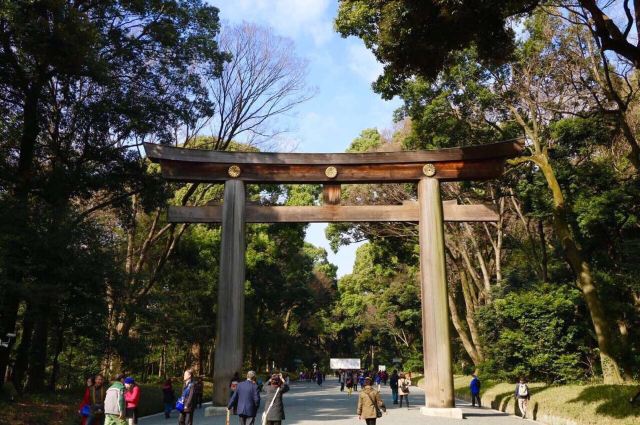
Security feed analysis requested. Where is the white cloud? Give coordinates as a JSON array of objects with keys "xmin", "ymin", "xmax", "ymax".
[
  {"xmin": 346, "ymin": 42, "xmax": 383, "ymax": 83},
  {"xmin": 215, "ymin": 0, "xmax": 334, "ymax": 46}
]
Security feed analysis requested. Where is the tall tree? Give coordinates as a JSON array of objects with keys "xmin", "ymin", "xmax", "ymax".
[
  {"xmin": 336, "ymin": 1, "xmax": 640, "ymax": 97},
  {"xmin": 206, "ymin": 22, "xmax": 315, "ymax": 150},
  {"xmin": 0, "ymin": 0, "xmax": 228, "ymax": 390},
  {"xmin": 105, "ymin": 22, "xmax": 316, "ymax": 368}
]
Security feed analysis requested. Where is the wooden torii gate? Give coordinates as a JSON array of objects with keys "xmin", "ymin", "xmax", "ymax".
[{"xmin": 144, "ymin": 140, "xmax": 522, "ymax": 418}]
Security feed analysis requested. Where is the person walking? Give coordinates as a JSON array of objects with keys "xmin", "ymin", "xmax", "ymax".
[
  {"xmin": 389, "ymin": 370, "xmax": 399, "ymax": 405},
  {"xmin": 514, "ymin": 377, "xmax": 531, "ymax": 419},
  {"xmin": 104, "ymin": 374, "xmax": 126, "ymax": 425},
  {"xmin": 193, "ymin": 377, "xmax": 204, "ymax": 409},
  {"xmin": 177, "ymin": 369, "xmax": 196, "ymax": 425},
  {"xmin": 262, "ymin": 373, "xmax": 290, "ymax": 425},
  {"xmin": 470, "ymin": 374, "xmax": 481, "ymax": 408},
  {"xmin": 81, "ymin": 374, "xmax": 106, "ymax": 425},
  {"xmin": 339, "ymin": 370, "xmax": 345, "ymax": 392},
  {"xmin": 124, "ymin": 377, "xmax": 140, "ymax": 425},
  {"xmin": 316, "ymin": 369, "xmax": 323, "ymax": 386},
  {"xmin": 397, "ymin": 373, "xmax": 411, "ymax": 408},
  {"xmin": 346, "ymin": 374, "xmax": 354, "ymax": 396},
  {"xmin": 162, "ymin": 379, "xmax": 175, "ymax": 419},
  {"xmin": 227, "ymin": 371, "xmax": 260, "ymax": 425},
  {"xmin": 357, "ymin": 377, "xmax": 386, "ymax": 425}
]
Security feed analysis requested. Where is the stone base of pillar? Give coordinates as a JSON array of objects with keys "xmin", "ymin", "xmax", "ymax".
[
  {"xmin": 420, "ymin": 407, "xmax": 464, "ymax": 419},
  {"xmin": 204, "ymin": 406, "xmax": 229, "ymax": 417}
]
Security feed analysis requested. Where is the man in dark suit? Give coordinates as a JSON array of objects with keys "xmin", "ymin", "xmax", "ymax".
[{"xmin": 228, "ymin": 371, "xmax": 260, "ymax": 425}]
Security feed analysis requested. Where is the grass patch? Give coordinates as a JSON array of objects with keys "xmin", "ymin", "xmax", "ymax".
[{"xmin": 454, "ymin": 375, "xmax": 640, "ymax": 425}]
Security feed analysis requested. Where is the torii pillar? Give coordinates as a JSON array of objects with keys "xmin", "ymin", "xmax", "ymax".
[
  {"xmin": 212, "ymin": 180, "xmax": 246, "ymax": 406},
  {"xmin": 419, "ymin": 177, "xmax": 459, "ymax": 417}
]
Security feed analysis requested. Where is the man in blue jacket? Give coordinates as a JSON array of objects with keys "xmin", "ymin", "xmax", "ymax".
[
  {"xmin": 470, "ymin": 374, "xmax": 481, "ymax": 407},
  {"xmin": 228, "ymin": 371, "xmax": 260, "ymax": 425}
]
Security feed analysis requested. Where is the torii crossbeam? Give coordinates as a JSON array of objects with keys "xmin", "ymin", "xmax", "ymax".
[{"xmin": 144, "ymin": 140, "xmax": 523, "ymax": 419}]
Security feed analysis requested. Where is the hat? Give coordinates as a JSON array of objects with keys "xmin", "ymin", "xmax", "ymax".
[{"xmin": 124, "ymin": 377, "xmax": 135, "ymax": 384}]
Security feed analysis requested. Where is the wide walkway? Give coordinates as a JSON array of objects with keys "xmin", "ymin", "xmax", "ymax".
[{"xmin": 140, "ymin": 379, "xmax": 531, "ymax": 425}]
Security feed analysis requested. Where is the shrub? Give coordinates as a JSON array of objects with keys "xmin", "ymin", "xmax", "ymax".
[{"xmin": 477, "ymin": 284, "xmax": 589, "ymax": 383}]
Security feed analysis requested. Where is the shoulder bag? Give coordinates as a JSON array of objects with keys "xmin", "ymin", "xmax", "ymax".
[
  {"xmin": 261, "ymin": 387, "xmax": 280, "ymax": 425},
  {"xmin": 365, "ymin": 391, "xmax": 383, "ymax": 418}
]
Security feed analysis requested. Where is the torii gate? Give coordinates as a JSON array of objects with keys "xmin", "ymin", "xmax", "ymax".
[{"xmin": 144, "ymin": 140, "xmax": 522, "ymax": 418}]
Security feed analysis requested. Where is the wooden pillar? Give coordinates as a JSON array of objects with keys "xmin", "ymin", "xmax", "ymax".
[
  {"xmin": 322, "ymin": 184, "xmax": 341, "ymax": 205},
  {"xmin": 213, "ymin": 180, "xmax": 246, "ymax": 406},
  {"xmin": 418, "ymin": 177, "xmax": 455, "ymax": 409}
]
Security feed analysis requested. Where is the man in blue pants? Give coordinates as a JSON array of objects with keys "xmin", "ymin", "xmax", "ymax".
[{"xmin": 470, "ymin": 374, "xmax": 481, "ymax": 407}]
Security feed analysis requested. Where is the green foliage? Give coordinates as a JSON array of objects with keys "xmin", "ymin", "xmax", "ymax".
[
  {"xmin": 477, "ymin": 284, "xmax": 588, "ymax": 383},
  {"xmin": 346, "ymin": 128, "xmax": 383, "ymax": 153},
  {"xmin": 331, "ymin": 243, "xmax": 422, "ymax": 370},
  {"xmin": 335, "ymin": 0, "xmax": 540, "ymax": 97}
]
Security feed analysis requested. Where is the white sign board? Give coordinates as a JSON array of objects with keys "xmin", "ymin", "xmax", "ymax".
[
  {"xmin": 329, "ymin": 358, "xmax": 361, "ymax": 370},
  {"xmin": 378, "ymin": 365, "xmax": 386, "ymax": 372}
]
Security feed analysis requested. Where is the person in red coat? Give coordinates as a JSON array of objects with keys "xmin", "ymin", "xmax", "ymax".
[
  {"xmin": 124, "ymin": 377, "xmax": 141, "ymax": 425},
  {"xmin": 79, "ymin": 376, "xmax": 94, "ymax": 425}
]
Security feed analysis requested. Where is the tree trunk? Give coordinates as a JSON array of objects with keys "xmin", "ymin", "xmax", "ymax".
[
  {"xmin": 447, "ymin": 292, "xmax": 481, "ymax": 365},
  {"xmin": 13, "ymin": 303, "xmax": 35, "ymax": 392},
  {"xmin": 26, "ymin": 312, "xmax": 49, "ymax": 392},
  {"xmin": 460, "ymin": 272, "xmax": 484, "ymax": 362},
  {"xmin": 537, "ymin": 155, "xmax": 623, "ymax": 384},
  {"xmin": 537, "ymin": 219, "xmax": 548, "ymax": 282},
  {"xmin": 0, "ymin": 298, "xmax": 19, "ymax": 387},
  {"xmin": 49, "ymin": 322, "xmax": 65, "ymax": 391},
  {"xmin": 191, "ymin": 342, "xmax": 202, "ymax": 376}
]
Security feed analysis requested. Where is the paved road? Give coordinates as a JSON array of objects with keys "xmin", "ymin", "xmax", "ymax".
[{"xmin": 140, "ymin": 379, "xmax": 532, "ymax": 425}]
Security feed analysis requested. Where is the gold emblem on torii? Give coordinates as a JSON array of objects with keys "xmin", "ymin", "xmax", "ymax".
[
  {"xmin": 228, "ymin": 165, "xmax": 241, "ymax": 178},
  {"xmin": 423, "ymin": 163, "xmax": 436, "ymax": 177},
  {"xmin": 325, "ymin": 166, "xmax": 338, "ymax": 179}
]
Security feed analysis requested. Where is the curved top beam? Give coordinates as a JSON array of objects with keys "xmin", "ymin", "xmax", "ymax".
[
  {"xmin": 144, "ymin": 140, "xmax": 523, "ymax": 165},
  {"xmin": 143, "ymin": 140, "xmax": 524, "ymax": 183}
]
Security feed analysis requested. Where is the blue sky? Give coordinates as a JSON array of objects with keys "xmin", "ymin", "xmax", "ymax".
[{"xmin": 213, "ymin": 0, "xmax": 401, "ymax": 277}]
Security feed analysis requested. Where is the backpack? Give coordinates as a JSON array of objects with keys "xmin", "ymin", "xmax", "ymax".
[
  {"xmin": 103, "ymin": 385, "xmax": 124, "ymax": 415},
  {"xmin": 518, "ymin": 384, "xmax": 529, "ymax": 397}
]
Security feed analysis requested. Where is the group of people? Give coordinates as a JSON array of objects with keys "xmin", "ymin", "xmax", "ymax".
[
  {"xmin": 298, "ymin": 369, "xmax": 325, "ymax": 386},
  {"xmin": 337, "ymin": 370, "xmax": 388, "ymax": 394},
  {"xmin": 79, "ymin": 371, "xmax": 207, "ymax": 425},
  {"xmin": 78, "ymin": 374, "xmax": 139, "ymax": 425},
  {"xmin": 225, "ymin": 369, "xmax": 389, "ymax": 425},
  {"xmin": 79, "ymin": 367, "xmax": 539, "ymax": 425}
]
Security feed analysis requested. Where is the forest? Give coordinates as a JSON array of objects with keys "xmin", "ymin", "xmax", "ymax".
[{"xmin": 0, "ymin": 0, "xmax": 639, "ymax": 416}]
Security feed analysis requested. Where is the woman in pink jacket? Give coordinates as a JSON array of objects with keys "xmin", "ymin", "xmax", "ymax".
[{"xmin": 124, "ymin": 377, "xmax": 140, "ymax": 425}]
